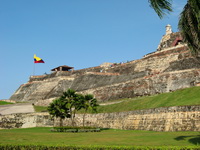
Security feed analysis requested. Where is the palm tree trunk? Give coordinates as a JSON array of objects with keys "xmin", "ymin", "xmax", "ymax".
[
  {"xmin": 72, "ymin": 110, "xmax": 76, "ymax": 126},
  {"xmin": 83, "ymin": 109, "xmax": 87, "ymax": 128},
  {"xmin": 69, "ymin": 108, "xmax": 73, "ymax": 126},
  {"xmin": 60, "ymin": 118, "xmax": 63, "ymax": 127},
  {"xmin": 83, "ymin": 113, "xmax": 86, "ymax": 128}
]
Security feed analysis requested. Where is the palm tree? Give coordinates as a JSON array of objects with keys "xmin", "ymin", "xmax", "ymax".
[
  {"xmin": 178, "ymin": 0, "xmax": 200, "ymax": 55},
  {"xmin": 148, "ymin": 0, "xmax": 173, "ymax": 19},
  {"xmin": 61, "ymin": 89, "xmax": 83, "ymax": 126},
  {"xmin": 148, "ymin": 0, "xmax": 200, "ymax": 55},
  {"xmin": 82, "ymin": 94, "xmax": 99, "ymax": 127},
  {"xmin": 47, "ymin": 98, "xmax": 70, "ymax": 127}
]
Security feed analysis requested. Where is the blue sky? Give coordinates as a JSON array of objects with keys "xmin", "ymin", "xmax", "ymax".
[{"xmin": 0, "ymin": 0, "xmax": 187, "ymax": 99}]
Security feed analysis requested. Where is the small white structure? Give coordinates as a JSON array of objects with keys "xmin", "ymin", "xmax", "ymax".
[
  {"xmin": 100, "ymin": 62, "xmax": 113, "ymax": 68},
  {"xmin": 166, "ymin": 24, "xmax": 172, "ymax": 35}
]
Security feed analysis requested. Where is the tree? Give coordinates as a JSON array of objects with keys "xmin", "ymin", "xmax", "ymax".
[
  {"xmin": 178, "ymin": 0, "xmax": 200, "ymax": 55},
  {"xmin": 149, "ymin": 0, "xmax": 173, "ymax": 19},
  {"xmin": 47, "ymin": 98, "xmax": 70, "ymax": 127},
  {"xmin": 148, "ymin": 0, "xmax": 200, "ymax": 55},
  {"xmin": 48, "ymin": 89, "xmax": 99, "ymax": 127},
  {"xmin": 81, "ymin": 94, "xmax": 99, "ymax": 127},
  {"xmin": 60, "ymin": 89, "xmax": 84, "ymax": 126}
]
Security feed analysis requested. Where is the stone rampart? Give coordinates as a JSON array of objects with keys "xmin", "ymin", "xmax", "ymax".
[
  {"xmin": 11, "ymin": 77, "xmax": 74, "ymax": 103},
  {"xmin": 29, "ymin": 66, "xmax": 102, "ymax": 82},
  {"xmin": 81, "ymin": 69, "xmax": 200, "ymax": 101},
  {"xmin": 0, "ymin": 106, "xmax": 199, "ymax": 131},
  {"xmin": 11, "ymin": 70, "xmax": 148, "ymax": 104}
]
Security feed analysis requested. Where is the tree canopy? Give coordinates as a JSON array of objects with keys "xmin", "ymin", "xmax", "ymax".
[
  {"xmin": 48, "ymin": 89, "xmax": 99, "ymax": 127},
  {"xmin": 47, "ymin": 98, "xmax": 70, "ymax": 127}
]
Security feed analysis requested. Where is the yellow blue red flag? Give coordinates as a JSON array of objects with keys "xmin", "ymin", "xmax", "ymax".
[{"xmin": 34, "ymin": 54, "xmax": 45, "ymax": 63}]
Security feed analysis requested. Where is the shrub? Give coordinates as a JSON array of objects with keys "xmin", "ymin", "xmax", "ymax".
[
  {"xmin": 51, "ymin": 126, "xmax": 101, "ymax": 133},
  {"xmin": 0, "ymin": 145, "xmax": 199, "ymax": 150}
]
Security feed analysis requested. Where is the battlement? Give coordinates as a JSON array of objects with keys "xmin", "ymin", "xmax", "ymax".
[
  {"xmin": 85, "ymin": 72, "xmax": 120, "ymax": 76},
  {"xmin": 29, "ymin": 66, "xmax": 103, "ymax": 82},
  {"xmin": 144, "ymin": 44, "xmax": 189, "ymax": 59}
]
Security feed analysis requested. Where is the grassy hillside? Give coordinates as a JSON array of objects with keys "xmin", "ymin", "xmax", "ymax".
[
  {"xmin": 0, "ymin": 101, "xmax": 13, "ymax": 105},
  {"xmin": 96, "ymin": 86, "xmax": 200, "ymax": 113},
  {"xmin": 34, "ymin": 86, "xmax": 200, "ymax": 113}
]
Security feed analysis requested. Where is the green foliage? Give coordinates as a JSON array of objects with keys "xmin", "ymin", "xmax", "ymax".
[
  {"xmin": 48, "ymin": 89, "xmax": 99, "ymax": 127},
  {"xmin": 148, "ymin": 0, "xmax": 172, "ymax": 18},
  {"xmin": 60, "ymin": 89, "xmax": 85, "ymax": 126},
  {"xmin": 83, "ymin": 94, "xmax": 99, "ymax": 113},
  {"xmin": 53, "ymin": 126, "xmax": 99, "ymax": 129},
  {"xmin": 47, "ymin": 98, "xmax": 70, "ymax": 127},
  {"xmin": 51, "ymin": 126, "xmax": 101, "ymax": 132},
  {"xmin": 47, "ymin": 98, "xmax": 70, "ymax": 119},
  {"xmin": 34, "ymin": 105, "xmax": 47, "ymax": 112},
  {"xmin": 0, "ymin": 101, "xmax": 14, "ymax": 105},
  {"xmin": 97, "ymin": 86, "xmax": 200, "ymax": 113},
  {"xmin": 178, "ymin": 0, "xmax": 200, "ymax": 55},
  {"xmin": 81, "ymin": 94, "xmax": 99, "ymax": 127}
]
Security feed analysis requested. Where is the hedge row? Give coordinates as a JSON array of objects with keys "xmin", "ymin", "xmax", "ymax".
[
  {"xmin": 0, "ymin": 145, "xmax": 199, "ymax": 150},
  {"xmin": 53, "ymin": 126, "xmax": 99, "ymax": 129},
  {"xmin": 51, "ymin": 126, "xmax": 101, "ymax": 132}
]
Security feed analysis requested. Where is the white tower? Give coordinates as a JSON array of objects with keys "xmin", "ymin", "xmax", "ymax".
[{"xmin": 166, "ymin": 24, "xmax": 172, "ymax": 35}]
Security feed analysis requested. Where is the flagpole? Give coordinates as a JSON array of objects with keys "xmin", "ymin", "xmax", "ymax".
[{"xmin": 33, "ymin": 62, "xmax": 35, "ymax": 76}]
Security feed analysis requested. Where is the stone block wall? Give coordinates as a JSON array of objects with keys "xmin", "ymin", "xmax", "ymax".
[
  {"xmin": 1, "ymin": 106, "xmax": 199, "ymax": 131},
  {"xmin": 82, "ymin": 69, "xmax": 200, "ymax": 101},
  {"xmin": 0, "ymin": 113, "xmax": 53, "ymax": 129}
]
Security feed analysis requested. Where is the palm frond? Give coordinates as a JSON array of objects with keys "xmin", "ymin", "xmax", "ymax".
[
  {"xmin": 178, "ymin": 0, "xmax": 200, "ymax": 55},
  {"xmin": 149, "ymin": 0, "xmax": 172, "ymax": 19}
]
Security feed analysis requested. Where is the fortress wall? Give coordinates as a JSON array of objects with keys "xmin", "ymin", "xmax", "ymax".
[
  {"xmin": 33, "ymin": 71, "xmax": 147, "ymax": 106},
  {"xmin": 105, "ymin": 45, "xmax": 189, "ymax": 74},
  {"xmin": 144, "ymin": 44, "xmax": 188, "ymax": 59},
  {"xmin": 76, "ymin": 105, "xmax": 200, "ymax": 131},
  {"xmin": 10, "ymin": 79, "xmax": 74, "ymax": 103},
  {"xmin": 163, "ymin": 57, "xmax": 200, "ymax": 72},
  {"xmin": 70, "ymin": 71, "xmax": 148, "ymax": 92},
  {"xmin": 29, "ymin": 66, "xmax": 102, "ymax": 82},
  {"xmin": 133, "ymin": 46, "xmax": 190, "ymax": 73},
  {"xmin": 82, "ymin": 69, "xmax": 200, "ymax": 101},
  {"xmin": 10, "ymin": 71, "xmax": 148, "ymax": 104},
  {"xmin": 0, "ymin": 113, "xmax": 53, "ymax": 129},
  {"xmin": 1, "ymin": 106, "xmax": 199, "ymax": 131}
]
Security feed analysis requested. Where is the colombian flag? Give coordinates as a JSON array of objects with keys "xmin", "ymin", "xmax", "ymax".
[{"xmin": 34, "ymin": 54, "xmax": 45, "ymax": 63}]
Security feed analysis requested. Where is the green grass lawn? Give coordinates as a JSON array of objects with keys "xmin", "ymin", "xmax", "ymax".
[
  {"xmin": 96, "ymin": 86, "xmax": 200, "ymax": 113},
  {"xmin": 0, "ymin": 127, "xmax": 199, "ymax": 147},
  {"xmin": 34, "ymin": 105, "xmax": 48, "ymax": 112},
  {"xmin": 0, "ymin": 101, "xmax": 13, "ymax": 105}
]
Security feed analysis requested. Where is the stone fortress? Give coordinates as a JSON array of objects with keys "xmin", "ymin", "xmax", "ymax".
[
  {"xmin": 10, "ymin": 25, "xmax": 200, "ymax": 106},
  {"xmin": 1, "ymin": 25, "xmax": 200, "ymax": 131}
]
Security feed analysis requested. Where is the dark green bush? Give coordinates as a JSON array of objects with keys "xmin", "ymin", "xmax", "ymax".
[
  {"xmin": 0, "ymin": 145, "xmax": 199, "ymax": 150},
  {"xmin": 51, "ymin": 126, "xmax": 101, "ymax": 132},
  {"xmin": 54, "ymin": 126, "xmax": 98, "ymax": 129}
]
